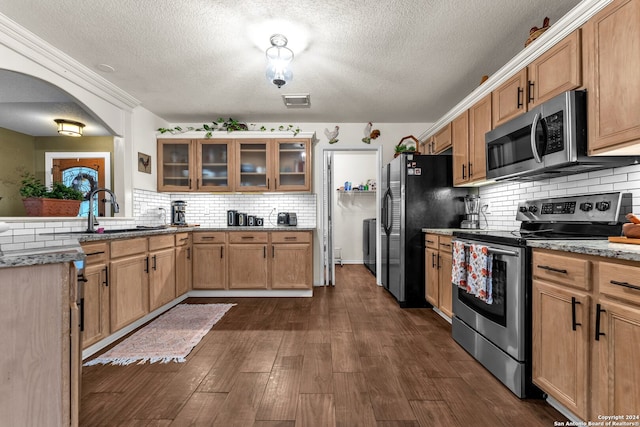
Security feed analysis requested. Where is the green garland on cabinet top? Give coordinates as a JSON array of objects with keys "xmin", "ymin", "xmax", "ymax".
[{"xmin": 157, "ymin": 118, "xmax": 301, "ymax": 138}]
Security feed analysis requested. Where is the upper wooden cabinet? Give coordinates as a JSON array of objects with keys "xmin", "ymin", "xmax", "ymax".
[
  {"xmin": 492, "ymin": 30, "xmax": 582, "ymax": 128},
  {"xmin": 159, "ymin": 136, "xmax": 312, "ymax": 192},
  {"xmin": 432, "ymin": 123, "xmax": 452, "ymax": 153},
  {"xmin": 584, "ymin": 0, "xmax": 640, "ymax": 154},
  {"xmin": 453, "ymin": 94, "xmax": 491, "ymax": 186}
]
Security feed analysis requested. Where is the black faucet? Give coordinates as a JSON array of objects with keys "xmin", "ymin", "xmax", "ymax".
[{"xmin": 86, "ymin": 188, "xmax": 119, "ymax": 233}]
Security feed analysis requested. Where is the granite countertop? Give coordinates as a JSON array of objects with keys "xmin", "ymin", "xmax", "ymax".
[
  {"xmin": 0, "ymin": 226, "xmax": 316, "ymax": 268},
  {"xmin": 421, "ymin": 228, "xmax": 508, "ymax": 236},
  {"xmin": 527, "ymin": 239, "xmax": 640, "ymax": 262}
]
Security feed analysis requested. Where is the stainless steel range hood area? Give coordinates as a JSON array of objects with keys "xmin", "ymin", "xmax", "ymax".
[{"xmin": 485, "ymin": 91, "xmax": 640, "ymax": 182}]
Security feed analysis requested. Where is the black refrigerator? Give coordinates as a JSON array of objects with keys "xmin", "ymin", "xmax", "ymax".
[{"xmin": 380, "ymin": 154, "xmax": 474, "ymax": 307}]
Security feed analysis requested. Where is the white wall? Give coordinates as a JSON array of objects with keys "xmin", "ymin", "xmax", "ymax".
[
  {"xmin": 131, "ymin": 106, "xmax": 169, "ymax": 191},
  {"xmin": 332, "ymin": 152, "xmax": 377, "ymax": 263}
]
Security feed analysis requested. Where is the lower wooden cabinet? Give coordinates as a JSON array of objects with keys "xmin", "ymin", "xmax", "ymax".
[
  {"xmin": 149, "ymin": 247, "xmax": 176, "ymax": 311},
  {"xmin": 271, "ymin": 232, "xmax": 312, "ymax": 289},
  {"xmin": 109, "ymin": 252, "xmax": 149, "ymax": 332},
  {"xmin": 193, "ymin": 232, "xmax": 227, "ymax": 289},
  {"xmin": 228, "ymin": 232, "xmax": 269, "ymax": 289},
  {"xmin": 175, "ymin": 233, "xmax": 192, "ymax": 296},
  {"xmin": 80, "ymin": 242, "xmax": 110, "ymax": 349},
  {"xmin": 424, "ymin": 233, "xmax": 453, "ymax": 317}
]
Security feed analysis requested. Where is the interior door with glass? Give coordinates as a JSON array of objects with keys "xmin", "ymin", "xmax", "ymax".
[
  {"xmin": 236, "ymin": 139, "xmax": 270, "ymax": 191},
  {"xmin": 274, "ymin": 139, "xmax": 310, "ymax": 191},
  {"xmin": 196, "ymin": 139, "xmax": 233, "ymax": 191},
  {"xmin": 158, "ymin": 139, "xmax": 193, "ymax": 191},
  {"xmin": 52, "ymin": 157, "xmax": 105, "ymax": 217}
]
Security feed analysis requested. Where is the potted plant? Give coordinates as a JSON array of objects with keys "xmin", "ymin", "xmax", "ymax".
[{"xmin": 20, "ymin": 173, "xmax": 84, "ymax": 216}]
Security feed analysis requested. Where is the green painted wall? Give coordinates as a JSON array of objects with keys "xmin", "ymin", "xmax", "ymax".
[{"xmin": 0, "ymin": 128, "xmax": 36, "ymax": 216}]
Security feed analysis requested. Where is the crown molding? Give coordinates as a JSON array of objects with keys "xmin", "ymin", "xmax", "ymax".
[
  {"xmin": 417, "ymin": 0, "xmax": 612, "ymax": 142},
  {"xmin": 0, "ymin": 13, "xmax": 140, "ymax": 110}
]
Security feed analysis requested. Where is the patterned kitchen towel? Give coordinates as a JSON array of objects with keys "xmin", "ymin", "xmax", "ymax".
[
  {"xmin": 467, "ymin": 244, "xmax": 493, "ymax": 304},
  {"xmin": 451, "ymin": 240, "xmax": 468, "ymax": 290}
]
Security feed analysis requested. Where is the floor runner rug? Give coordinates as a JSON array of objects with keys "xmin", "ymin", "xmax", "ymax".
[{"xmin": 84, "ymin": 303, "xmax": 235, "ymax": 366}]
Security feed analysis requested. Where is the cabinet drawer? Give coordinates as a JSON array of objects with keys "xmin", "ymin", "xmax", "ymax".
[
  {"xmin": 438, "ymin": 236, "xmax": 452, "ymax": 252},
  {"xmin": 193, "ymin": 232, "xmax": 226, "ymax": 244},
  {"xmin": 228, "ymin": 232, "xmax": 268, "ymax": 244},
  {"xmin": 148, "ymin": 234, "xmax": 175, "ymax": 251},
  {"xmin": 532, "ymin": 250, "xmax": 591, "ymax": 290},
  {"xmin": 111, "ymin": 238, "xmax": 148, "ymax": 259},
  {"xmin": 599, "ymin": 261, "xmax": 640, "ymax": 306},
  {"xmin": 81, "ymin": 242, "xmax": 109, "ymax": 265},
  {"xmin": 271, "ymin": 231, "xmax": 311, "ymax": 243},
  {"xmin": 424, "ymin": 233, "xmax": 439, "ymax": 249},
  {"xmin": 175, "ymin": 232, "xmax": 191, "ymax": 246}
]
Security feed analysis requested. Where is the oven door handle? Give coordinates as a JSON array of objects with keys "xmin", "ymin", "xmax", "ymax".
[{"xmin": 456, "ymin": 242, "xmax": 519, "ymax": 257}]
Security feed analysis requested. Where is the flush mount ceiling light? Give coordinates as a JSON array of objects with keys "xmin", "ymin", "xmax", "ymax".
[
  {"xmin": 265, "ymin": 34, "xmax": 293, "ymax": 88},
  {"xmin": 282, "ymin": 93, "xmax": 310, "ymax": 108},
  {"xmin": 54, "ymin": 119, "xmax": 85, "ymax": 137}
]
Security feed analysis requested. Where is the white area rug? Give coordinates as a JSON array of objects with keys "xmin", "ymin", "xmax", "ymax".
[{"xmin": 84, "ymin": 303, "xmax": 235, "ymax": 366}]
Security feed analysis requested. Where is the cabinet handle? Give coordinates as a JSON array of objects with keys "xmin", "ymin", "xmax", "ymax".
[
  {"xmin": 152, "ymin": 255, "xmax": 157, "ymax": 271},
  {"xmin": 196, "ymin": 178, "xmax": 200, "ymax": 189},
  {"xmin": 103, "ymin": 266, "xmax": 109, "ymax": 287},
  {"xmin": 272, "ymin": 246, "xmax": 275, "ymax": 258},
  {"xmin": 468, "ymin": 162, "xmax": 473, "ymax": 177},
  {"xmin": 275, "ymin": 178, "xmax": 278, "ymax": 188},
  {"xmin": 220, "ymin": 246, "xmax": 223, "ymax": 259},
  {"xmin": 267, "ymin": 178, "xmax": 270, "ymax": 189},
  {"xmin": 571, "ymin": 297, "xmax": 581, "ymax": 331},
  {"xmin": 179, "ymin": 237, "xmax": 189, "ymax": 242},
  {"xmin": 284, "ymin": 236, "xmax": 297, "ymax": 241},
  {"xmin": 263, "ymin": 246, "xmax": 266, "ymax": 258},
  {"xmin": 462, "ymin": 164, "xmax": 466, "ymax": 180},
  {"xmin": 517, "ymin": 87, "xmax": 523, "ymax": 108},
  {"xmin": 610, "ymin": 280, "xmax": 640, "ymax": 291},
  {"xmin": 536, "ymin": 265, "xmax": 568, "ymax": 274},
  {"xmin": 187, "ymin": 247, "xmax": 191, "ymax": 260},
  {"xmin": 86, "ymin": 251, "xmax": 105, "ymax": 256},
  {"xmin": 144, "ymin": 256, "xmax": 149, "ymax": 273},
  {"xmin": 595, "ymin": 304, "xmax": 606, "ymax": 341},
  {"xmin": 189, "ymin": 178, "xmax": 192, "ymax": 189},
  {"xmin": 431, "ymin": 253, "xmax": 436, "ymax": 268},
  {"xmin": 430, "ymin": 141, "xmax": 435, "ymax": 154},
  {"xmin": 241, "ymin": 236, "xmax": 255, "ymax": 239},
  {"xmin": 426, "ymin": 239, "xmax": 435, "ymax": 244},
  {"xmin": 440, "ymin": 243, "xmax": 451, "ymax": 248},
  {"xmin": 79, "ymin": 298, "xmax": 85, "ymax": 332},
  {"xmin": 528, "ymin": 80, "xmax": 535, "ymax": 103},
  {"xmin": 201, "ymin": 236, "xmax": 215, "ymax": 240},
  {"xmin": 437, "ymin": 254, "xmax": 442, "ymax": 269}
]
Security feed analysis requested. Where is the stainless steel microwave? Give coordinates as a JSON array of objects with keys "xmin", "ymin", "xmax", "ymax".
[{"xmin": 485, "ymin": 90, "xmax": 637, "ymax": 181}]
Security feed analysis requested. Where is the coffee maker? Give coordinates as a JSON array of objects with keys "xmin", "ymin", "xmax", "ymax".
[
  {"xmin": 460, "ymin": 195, "xmax": 481, "ymax": 229},
  {"xmin": 171, "ymin": 200, "xmax": 187, "ymax": 226}
]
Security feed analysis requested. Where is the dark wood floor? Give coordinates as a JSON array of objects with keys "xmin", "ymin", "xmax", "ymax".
[{"xmin": 80, "ymin": 264, "xmax": 565, "ymax": 426}]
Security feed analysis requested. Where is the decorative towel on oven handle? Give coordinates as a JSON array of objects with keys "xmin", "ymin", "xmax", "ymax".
[
  {"xmin": 451, "ymin": 240, "xmax": 468, "ymax": 290},
  {"xmin": 468, "ymin": 244, "xmax": 493, "ymax": 304}
]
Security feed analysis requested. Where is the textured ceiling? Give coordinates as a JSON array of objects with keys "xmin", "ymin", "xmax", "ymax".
[{"xmin": 0, "ymin": 0, "xmax": 581, "ymax": 135}]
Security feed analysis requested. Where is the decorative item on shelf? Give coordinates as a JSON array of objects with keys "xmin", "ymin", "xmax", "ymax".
[
  {"xmin": 138, "ymin": 152, "xmax": 151, "ymax": 173},
  {"xmin": 265, "ymin": 34, "xmax": 294, "ymax": 88},
  {"xmin": 19, "ymin": 172, "xmax": 84, "ymax": 216},
  {"xmin": 324, "ymin": 126, "xmax": 340, "ymax": 144},
  {"xmin": 394, "ymin": 135, "xmax": 420, "ymax": 157},
  {"xmin": 525, "ymin": 17, "xmax": 550, "ymax": 47},
  {"xmin": 54, "ymin": 118, "xmax": 85, "ymax": 137},
  {"xmin": 362, "ymin": 122, "xmax": 381, "ymax": 144},
  {"xmin": 479, "ymin": 75, "xmax": 489, "ymax": 85},
  {"xmin": 157, "ymin": 119, "xmax": 301, "ymax": 138}
]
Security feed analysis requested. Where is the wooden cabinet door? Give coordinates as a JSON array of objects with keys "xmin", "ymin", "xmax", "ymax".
[
  {"xmin": 149, "ymin": 247, "xmax": 176, "ymax": 311},
  {"xmin": 425, "ymin": 247, "xmax": 439, "ymax": 307},
  {"xmin": 157, "ymin": 139, "xmax": 194, "ymax": 192},
  {"xmin": 492, "ymin": 69, "xmax": 528, "ymax": 128},
  {"xmin": 438, "ymin": 251, "xmax": 453, "ymax": 318},
  {"xmin": 235, "ymin": 139, "xmax": 271, "ymax": 191},
  {"xmin": 532, "ymin": 279, "xmax": 590, "ymax": 419},
  {"xmin": 196, "ymin": 139, "xmax": 234, "ymax": 192},
  {"xmin": 110, "ymin": 254, "xmax": 149, "ymax": 332},
  {"xmin": 82, "ymin": 263, "xmax": 110, "ymax": 349},
  {"xmin": 468, "ymin": 94, "xmax": 491, "ymax": 183},
  {"xmin": 593, "ymin": 299, "xmax": 640, "ymax": 418},
  {"xmin": 228, "ymin": 244, "xmax": 268, "ymax": 289},
  {"xmin": 584, "ymin": 0, "xmax": 640, "ymax": 154},
  {"xmin": 271, "ymin": 243, "xmax": 312, "ymax": 289},
  {"xmin": 433, "ymin": 123, "xmax": 452, "ymax": 153},
  {"xmin": 175, "ymin": 244, "xmax": 192, "ymax": 295},
  {"xmin": 192, "ymin": 244, "xmax": 226, "ymax": 289},
  {"xmin": 527, "ymin": 29, "xmax": 581, "ymax": 107},
  {"xmin": 452, "ymin": 111, "xmax": 469, "ymax": 186},
  {"xmin": 273, "ymin": 139, "xmax": 311, "ymax": 191}
]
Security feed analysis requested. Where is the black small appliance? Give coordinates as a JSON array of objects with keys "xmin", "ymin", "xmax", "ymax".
[
  {"xmin": 171, "ymin": 201, "xmax": 187, "ymax": 225},
  {"xmin": 278, "ymin": 212, "xmax": 297, "ymax": 226},
  {"xmin": 237, "ymin": 213, "xmax": 248, "ymax": 226},
  {"xmin": 227, "ymin": 210, "xmax": 237, "ymax": 226}
]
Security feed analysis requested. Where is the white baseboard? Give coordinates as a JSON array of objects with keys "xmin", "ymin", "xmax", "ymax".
[
  {"xmin": 188, "ymin": 289, "xmax": 313, "ymax": 298},
  {"xmin": 545, "ymin": 396, "xmax": 582, "ymax": 424},
  {"xmin": 432, "ymin": 307, "xmax": 452, "ymax": 324}
]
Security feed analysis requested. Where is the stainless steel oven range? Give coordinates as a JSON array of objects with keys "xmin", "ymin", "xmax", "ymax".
[{"xmin": 452, "ymin": 191, "xmax": 632, "ymax": 398}]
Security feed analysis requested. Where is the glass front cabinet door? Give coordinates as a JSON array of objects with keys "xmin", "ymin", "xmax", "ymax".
[
  {"xmin": 236, "ymin": 139, "xmax": 270, "ymax": 191},
  {"xmin": 158, "ymin": 139, "xmax": 194, "ymax": 191},
  {"xmin": 196, "ymin": 139, "xmax": 234, "ymax": 192},
  {"xmin": 274, "ymin": 139, "xmax": 311, "ymax": 191}
]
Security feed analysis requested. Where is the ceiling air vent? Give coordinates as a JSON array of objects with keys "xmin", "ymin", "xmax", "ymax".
[{"xmin": 282, "ymin": 93, "xmax": 311, "ymax": 108}]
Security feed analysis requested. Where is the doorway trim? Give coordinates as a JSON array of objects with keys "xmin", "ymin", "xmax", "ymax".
[{"xmin": 322, "ymin": 146, "xmax": 382, "ymax": 287}]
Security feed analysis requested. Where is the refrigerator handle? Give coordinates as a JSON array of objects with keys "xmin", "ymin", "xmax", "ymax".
[{"xmin": 383, "ymin": 189, "xmax": 392, "ymax": 234}]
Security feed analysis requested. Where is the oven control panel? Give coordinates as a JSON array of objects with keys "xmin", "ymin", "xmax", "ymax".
[{"xmin": 516, "ymin": 192, "xmax": 631, "ymax": 223}]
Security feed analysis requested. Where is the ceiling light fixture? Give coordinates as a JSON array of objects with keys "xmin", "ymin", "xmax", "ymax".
[
  {"xmin": 54, "ymin": 119, "xmax": 85, "ymax": 137},
  {"xmin": 265, "ymin": 34, "xmax": 293, "ymax": 89}
]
